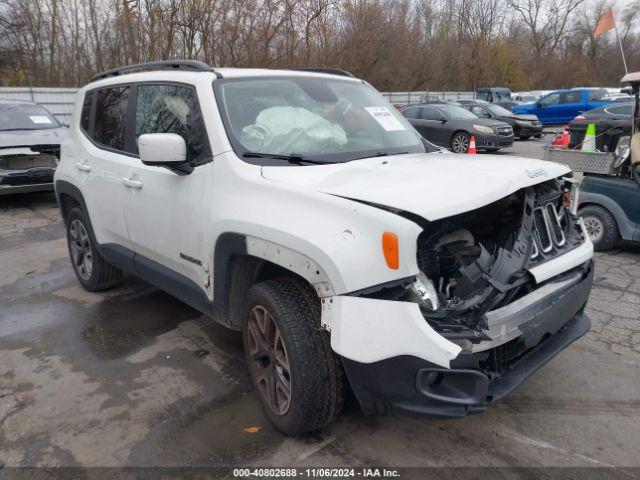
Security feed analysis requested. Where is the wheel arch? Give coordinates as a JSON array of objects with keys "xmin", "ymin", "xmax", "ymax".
[
  {"xmin": 212, "ymin": 233, "xmax": 333, "ymax": 330},
  {"xmin": 579, "ymin": 194, "xmax": 635, "ymax": 241},
  {"xmin": 449, "ymin": 129, "xmax": 470, "ymax": 149},
  {"xmin": 55, "ymin": 180, "xmax": 86, "ymax": 223}
]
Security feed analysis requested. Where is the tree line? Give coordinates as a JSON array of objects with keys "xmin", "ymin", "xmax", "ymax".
[{"xmin": 0, "ymin": 0, "xmax": 638, "ymax": 92}]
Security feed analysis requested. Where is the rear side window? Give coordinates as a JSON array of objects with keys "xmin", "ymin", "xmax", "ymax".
[
  {"xmin": 421, "ymin": 107, "xmax": 444, "ymax": 121},
  {"xmin": 135, "ymin": 84, "xmax": 211, "ymax": 165},
  {"xmin": 401, "ymin": 108, "xmax": 420, "ymax": 119},
  {"xmin": 605, "ymin": 104, "xmax": 632, "ymax": 116},
  {"xmin": 94, "ymin": 87, "xmax": 129, "ymax": 151},
  {"xmin": 560, "ymin": 92, "xmax": 582, "ymax": 104},
  {"xmin": 588, "ymin": 89, "xmax": 607, "ymax": 101},
  {"xmin": 80, "ymin": 92, "xmax": 92, "ymax": 132}
]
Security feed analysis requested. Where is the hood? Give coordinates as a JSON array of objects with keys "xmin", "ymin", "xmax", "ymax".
[
  {"xmin": 512, "ymin": 103, "xmax": 536, "ymax": 113},
  {"xmin": 454, "ymin": 117, "xmax": 508, "ymax": 128},
  {"xmin": 509, "ymin": 114, "xmax": 539, "ymax": 122},
  {"xmin": 261, "ymin": 153, "xmax": 570, "ymax": 221},
  {"xmin": 0, "ymin": 127, "xmax": 67, "ymax": 148}
]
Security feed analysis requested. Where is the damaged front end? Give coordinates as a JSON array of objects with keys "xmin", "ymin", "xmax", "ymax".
[
  {"xmin": 408, "ymin": 177, "xmax": 586, "ymax": 344},
  {"xmin": 0, "ymin": 144, "xmax": 60, "ymax": 194},
  {"xmin": 335, "ymin": 177, "xmax": 593, "ymax": 418}
]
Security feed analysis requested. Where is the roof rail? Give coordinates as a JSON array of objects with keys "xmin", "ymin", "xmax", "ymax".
[
  {"xmin": 90, "ymin": 60, "xmax": 222, "ymax": 82},
  {"xmin": 289, "ymin": 68, "xmax": 356, "ymax": 78}
]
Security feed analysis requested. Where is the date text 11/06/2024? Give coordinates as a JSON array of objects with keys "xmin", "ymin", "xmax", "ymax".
[{"xmin": 233, "ymin": 468, "xmax": 401, "ymax": 478}]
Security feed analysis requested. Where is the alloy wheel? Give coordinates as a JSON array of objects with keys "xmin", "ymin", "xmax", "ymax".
[
  {"xmin": 246, "ymin": 305, "xmax": 292, "ymax": 416},
  {"xmin": 583, "ymin": 216, "xmax": 604, "ymax": 243},
  {"xmin": 451, "ymin": 134, "xmax": 469, "ymax": 153},
  {"xmin": 69, "ymin": 219, "xmax": 93, "ymax": 281}
]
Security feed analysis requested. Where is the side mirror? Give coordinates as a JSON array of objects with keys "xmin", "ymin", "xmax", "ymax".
[
  {"xmin": 439, "ymin": 118, "xmax": 447, "ymax": 123},
  {"xmin": 138, "ymin": 133, "xmax": 187, "ymax": 166}
]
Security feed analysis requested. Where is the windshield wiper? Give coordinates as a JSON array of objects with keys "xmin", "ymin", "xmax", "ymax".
[
  {"xmin": 242, "ymin": 152, "xmax": 326, "ymax": 165},
  {"xmin": 351, "ymin": 151, "xmax": 409, "ymax": 161}
]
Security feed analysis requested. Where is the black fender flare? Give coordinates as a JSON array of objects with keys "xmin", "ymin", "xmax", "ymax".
[
  {"xmin": 579, "ymin": 191, "xmax": 637, "ymax": 241},
  {"xmin": 54, "ymin": 179, "xmax": 89, "ymax": 222}
]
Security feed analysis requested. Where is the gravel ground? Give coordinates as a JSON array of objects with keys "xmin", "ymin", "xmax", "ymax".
[{"xmin": 1, "ymin": 141, "xmax": 639, "ymax": 477}]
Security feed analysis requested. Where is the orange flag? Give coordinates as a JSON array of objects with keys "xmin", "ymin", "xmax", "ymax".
[{"xmin": 593, "ymin": 8, "xmax": 615, "ymax": 37}]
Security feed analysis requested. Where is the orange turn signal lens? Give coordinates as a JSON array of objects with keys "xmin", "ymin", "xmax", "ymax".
[{"xmin": 382, "ymin": 232, "xmax": 399, "ymax": 270}]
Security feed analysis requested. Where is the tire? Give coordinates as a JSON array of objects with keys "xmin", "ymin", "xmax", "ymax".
[
  {"xmin": 66, "ymin": 206, "xmax": 123, "ymax": 291},
  {"xmin": 450, "ymin": 132, "xmax": 470, "ymax": 153},
  {"xmin": 519, "ymin": 135, "xmax": 531, "ymax": 140},
  {"xmin": 579, "ymin": 205, "xmax": 621, "ymax": 251},
  {"xmin": 242, "ymin": 277, "xmax": 344, "ymax": 435},
  {"xmin": 534, "ymin": 133, "xmax": 543, "ymax": 139}
]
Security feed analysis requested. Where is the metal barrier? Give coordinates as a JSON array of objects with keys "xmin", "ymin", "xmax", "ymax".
[
  {"xmin": 0, "ymin": 86, "xmax": 476, "ymax": 122},
  {"xmin": 0, "ymin": 87, "xmax": 78, "ymax": 124},
  {"xmin": 381, "ymin": 91, "xmax": 475, "ymax": 105}
]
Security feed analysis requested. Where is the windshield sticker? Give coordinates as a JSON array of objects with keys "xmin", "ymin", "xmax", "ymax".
[
  {"xmin": 29, "ymin": 115, "xmax": 52, "ymax": 124},
  {"xmin": 364, "ymin": 107, "xmax": 406, "ymax": 131}
]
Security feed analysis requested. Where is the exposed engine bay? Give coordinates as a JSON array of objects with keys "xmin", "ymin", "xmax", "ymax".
[{"xmin": 403, "ymin": 178, "xmax": 585, "ymax": 340}]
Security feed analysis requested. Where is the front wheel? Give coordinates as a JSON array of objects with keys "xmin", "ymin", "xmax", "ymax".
[
  {"xmin": 450, "ymin": 132, "xmax": 470, "ymax": 153},
  {"xmin": 579, "ymin": 205, "xmax": 621, "ymax": 251},
  {"xmin": 66, "ymin": 207, "xmax": 123, "ymax": 291},
  {"xmin": 519, "ymin": 135, "xmax": 531, "ymax": 140},
  {"xmin": 243, "ymin": 277, "xmax": 344, "ymax": 435}
]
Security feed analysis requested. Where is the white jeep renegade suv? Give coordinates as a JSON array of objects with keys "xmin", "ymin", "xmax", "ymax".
[{"xmin": 55, "ymin": 60, "xmax": 594, "ymax": 435}]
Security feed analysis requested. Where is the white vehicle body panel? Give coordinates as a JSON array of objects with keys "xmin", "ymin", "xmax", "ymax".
[
  {"xmin": 321, "ymin": 295, "xmax": 461, "ymax": 367},
  {"xmin": 54, "ymin": 67, "xmax": 594, "ymax": 369},
  {"xmin": 261, "ymin": 154, "xmax": 571, "ymax": 221}
]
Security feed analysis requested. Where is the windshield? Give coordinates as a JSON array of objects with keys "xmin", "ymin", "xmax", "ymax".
[
  {"xmin": 0, "ymin": 103, "xmax": 61, "ymax": 131},
  {"xmin": 213, "ymin": 77, "xmax": 427, "ymax": 163},
  {"xmin": 437, "ymin": 104, "xmax": 478, "ymax": 120},
  {"xmin": 486, "ymin": 104, "xmax": 514, "ymax": 116},
  {"xmin": 493, "ymin": 90, "xmax": 512, "ymax": 102}
]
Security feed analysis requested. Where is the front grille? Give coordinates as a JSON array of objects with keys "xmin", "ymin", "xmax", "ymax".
[
  {"xmin": 0, "ymin": 154, "xmax": 58, "ymax": 171},
  {"xmin": 480, "ymin": 337, "xmax": 525, "ymax": 375},
  {"xmin": 531, "ymin": 202, "xmax": 567, "ymax": 260},
  {"xmin": 497, "ymin": 127, "xmax": 512, "ymax": 136}
]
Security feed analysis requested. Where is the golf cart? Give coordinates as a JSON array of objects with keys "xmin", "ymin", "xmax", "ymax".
[
  {"xmin": 544, "ymin": 72, "xmax": 640, "ymax": 250},
  {"xmin": 577, "ymin": 73, "xmax": 639, "ymax": 250}
]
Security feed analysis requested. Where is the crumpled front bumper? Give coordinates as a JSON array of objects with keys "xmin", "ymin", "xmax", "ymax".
[
  {"xmin": 0, "ymin": 167, "xmax": 55, "ymax": 195},
  {"xmin": 326, "ymin": 260, "xmax": 593, "ymax": 418}
]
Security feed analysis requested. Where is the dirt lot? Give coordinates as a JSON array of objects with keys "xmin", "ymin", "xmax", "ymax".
[{"xmin": 1, "ymin": 139, "xmax": 639, "ymax": 475}]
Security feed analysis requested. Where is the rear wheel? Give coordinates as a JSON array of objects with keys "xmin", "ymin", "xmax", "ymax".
[
  {"xmin": 519, "ymin": 135, "xmax": 531, "ymax": 140},
  {"xmin": 243, "ymin": 277, "xmax": 344, "ymax": 435},
  {"xmin": 534, "ymin": 133, "xmax": 543, "ymax": 139},
  {"xmin": 450, "ymin": 132, "xmax": 470, "ymax": 153},
  {"xmin": 66, "ymin": 207, "xmax": 123, "ymax": 291},
  {"xmin": 579, "ymin": 205, "xmax": 621, "ymax": 251}
]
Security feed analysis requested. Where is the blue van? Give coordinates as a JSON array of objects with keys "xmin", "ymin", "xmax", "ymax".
[{"xmin": 512, "ymin": 88, "xmax": 611, "ymax": 125}]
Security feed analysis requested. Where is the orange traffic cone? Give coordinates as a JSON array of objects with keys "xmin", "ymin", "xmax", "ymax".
[
  {"xmin": 561, "ymin": 126, "xmax": 570, "ymax": 149},
  {"xmin": 468, "ymin": 135, "xmax": 477, "ymax": 154}
]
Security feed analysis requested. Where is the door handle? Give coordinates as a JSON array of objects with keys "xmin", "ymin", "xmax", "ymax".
[
  {"xmin": 75, "ymin": 162, "xmax": 91, "ymax": 172},
  {"xmin": 122, "ymin": 177, "xmax": 143, "ymax": 189}
]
